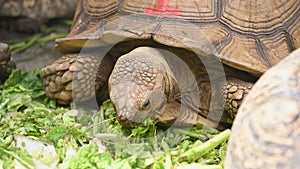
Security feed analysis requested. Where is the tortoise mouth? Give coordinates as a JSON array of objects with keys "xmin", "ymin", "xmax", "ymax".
[
  {"xmin": 117, "ymin": 109, "xmax": 156, "ymax": 127},
  {"xmin": 116, "ymin": 98, "xmax": 166, "ymax": 127},
  {"xmin": 117, "ymin": 93, "xmax": 167, "ymax": 127}
]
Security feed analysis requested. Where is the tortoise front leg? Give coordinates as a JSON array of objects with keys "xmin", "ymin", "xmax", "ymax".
[
  {"xmin": 225, "ymin": 78, "xmax": 253, "ymax": 119},
  {"xmin": 40, "ymin": 52, "xmax": 114, "ymax": 105}
]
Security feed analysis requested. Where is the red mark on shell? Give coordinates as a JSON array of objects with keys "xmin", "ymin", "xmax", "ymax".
[{"xmin": 144, "ymin": 0, "xmax": 182, "ymax": 17}]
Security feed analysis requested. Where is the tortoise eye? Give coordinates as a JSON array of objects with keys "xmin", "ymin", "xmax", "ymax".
[{"xmin": 142, "ymin": 100, "xmax": 150, "ymax": 108}]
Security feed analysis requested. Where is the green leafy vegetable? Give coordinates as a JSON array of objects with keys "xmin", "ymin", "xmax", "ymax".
[{"xmin": 0, "ymin": 69, "xmax": 88, "ymax": 166}]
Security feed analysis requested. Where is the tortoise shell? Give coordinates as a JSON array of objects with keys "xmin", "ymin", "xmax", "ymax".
[
  {"xmin": 225, "ymin": 48, "xmax": 300, "ymax": 169},
  {"xmin": 56, "ymin": 0, "xmax": 300, "ymax": 75}
]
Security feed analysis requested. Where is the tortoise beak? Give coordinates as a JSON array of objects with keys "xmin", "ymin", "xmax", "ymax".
[{"xmin": 117, "ymin": 109, "xmax": 155, "ymax": 126}]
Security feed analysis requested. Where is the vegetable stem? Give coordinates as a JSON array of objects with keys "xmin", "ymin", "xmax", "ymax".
[
  {"xmin": 177, "ymin": 129, "xmax": 231, "ymax": 162},
  {"xmin": 174, "ymin": 128, "xmax": 202, "ymax": 138},
  {"xmin": 38, "ymin": 33, "xmax": 67, "ymax": 47},
  {"xmin": 0, "ymin": 147, "xmax": 34, "ymax": 169},
  {"xmin": 11, "ymin": 34, "xmax": 41, "ymax": 54},
  {"xmin": 58, "ymin": 19, "xmax": 73, "ymax": 26}
]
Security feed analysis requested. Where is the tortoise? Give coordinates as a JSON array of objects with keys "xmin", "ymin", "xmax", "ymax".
[
  {"xmin": 0, "ymin": 43, "xmax": 15, "ymax": 83},
  {"xmin": 225, "ymin": 48, "xmax": 300, "ymax": 169},
  {"xmin": 0, "ymin": 0, "xmax": 77, "ymax": 32},
  {"xmin": 40, "ymin": 0, "xmax": 300, "ymax": 129}
]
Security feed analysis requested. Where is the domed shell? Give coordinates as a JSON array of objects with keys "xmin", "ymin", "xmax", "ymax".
[
  {"xmin": 225, "ymin": 48, "xmax": 300, "ymax": 169},
  {"xmin": 56, "ymin": 0, "xmax": 300, "ymax": 75}
]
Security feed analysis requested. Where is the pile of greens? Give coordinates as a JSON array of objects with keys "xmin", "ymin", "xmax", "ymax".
[{"xmin": 0, "ymin": 69, "xmax": 230, "ymax": 169}]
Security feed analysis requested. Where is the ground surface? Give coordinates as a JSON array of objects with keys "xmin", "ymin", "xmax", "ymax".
[{"xmin": 0, "ymin": 24, "xmax": 69, "ymax": 72}]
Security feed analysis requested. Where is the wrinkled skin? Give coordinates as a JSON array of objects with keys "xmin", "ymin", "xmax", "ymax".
[{"xmin": 108, "ymin": 46, "xmax": 252, "ymax": 128}]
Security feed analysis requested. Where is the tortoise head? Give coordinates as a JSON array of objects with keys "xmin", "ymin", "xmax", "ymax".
[{"xmin": 108, "ymin": 47, "xmax": 173, "ymax": 126}]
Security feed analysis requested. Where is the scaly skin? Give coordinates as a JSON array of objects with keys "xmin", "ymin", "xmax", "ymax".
[
  {"xmin": 108, "ymin": 47, "xmax": 253, "ymax": 129},
  {"xmin": 40, "ymin": 50, "xmax": 115, "ymax": 105},
  {"xmin": 0, "ymin": 43, "xmax": 15, "ymax": 82},
  {"xmin": 109, "ymin": 47, "xmax": 173, "ymax": 125}
]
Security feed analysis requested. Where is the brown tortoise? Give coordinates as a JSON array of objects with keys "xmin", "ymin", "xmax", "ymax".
[{"xmin": 40, "ymin": 0, "xmax": 299, "ymax": 129}]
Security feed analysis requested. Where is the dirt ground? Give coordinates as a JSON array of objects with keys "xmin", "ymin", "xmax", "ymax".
[{"xmin": 0, "ymin": 25, "xmax": 70, "ymax": 72}]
